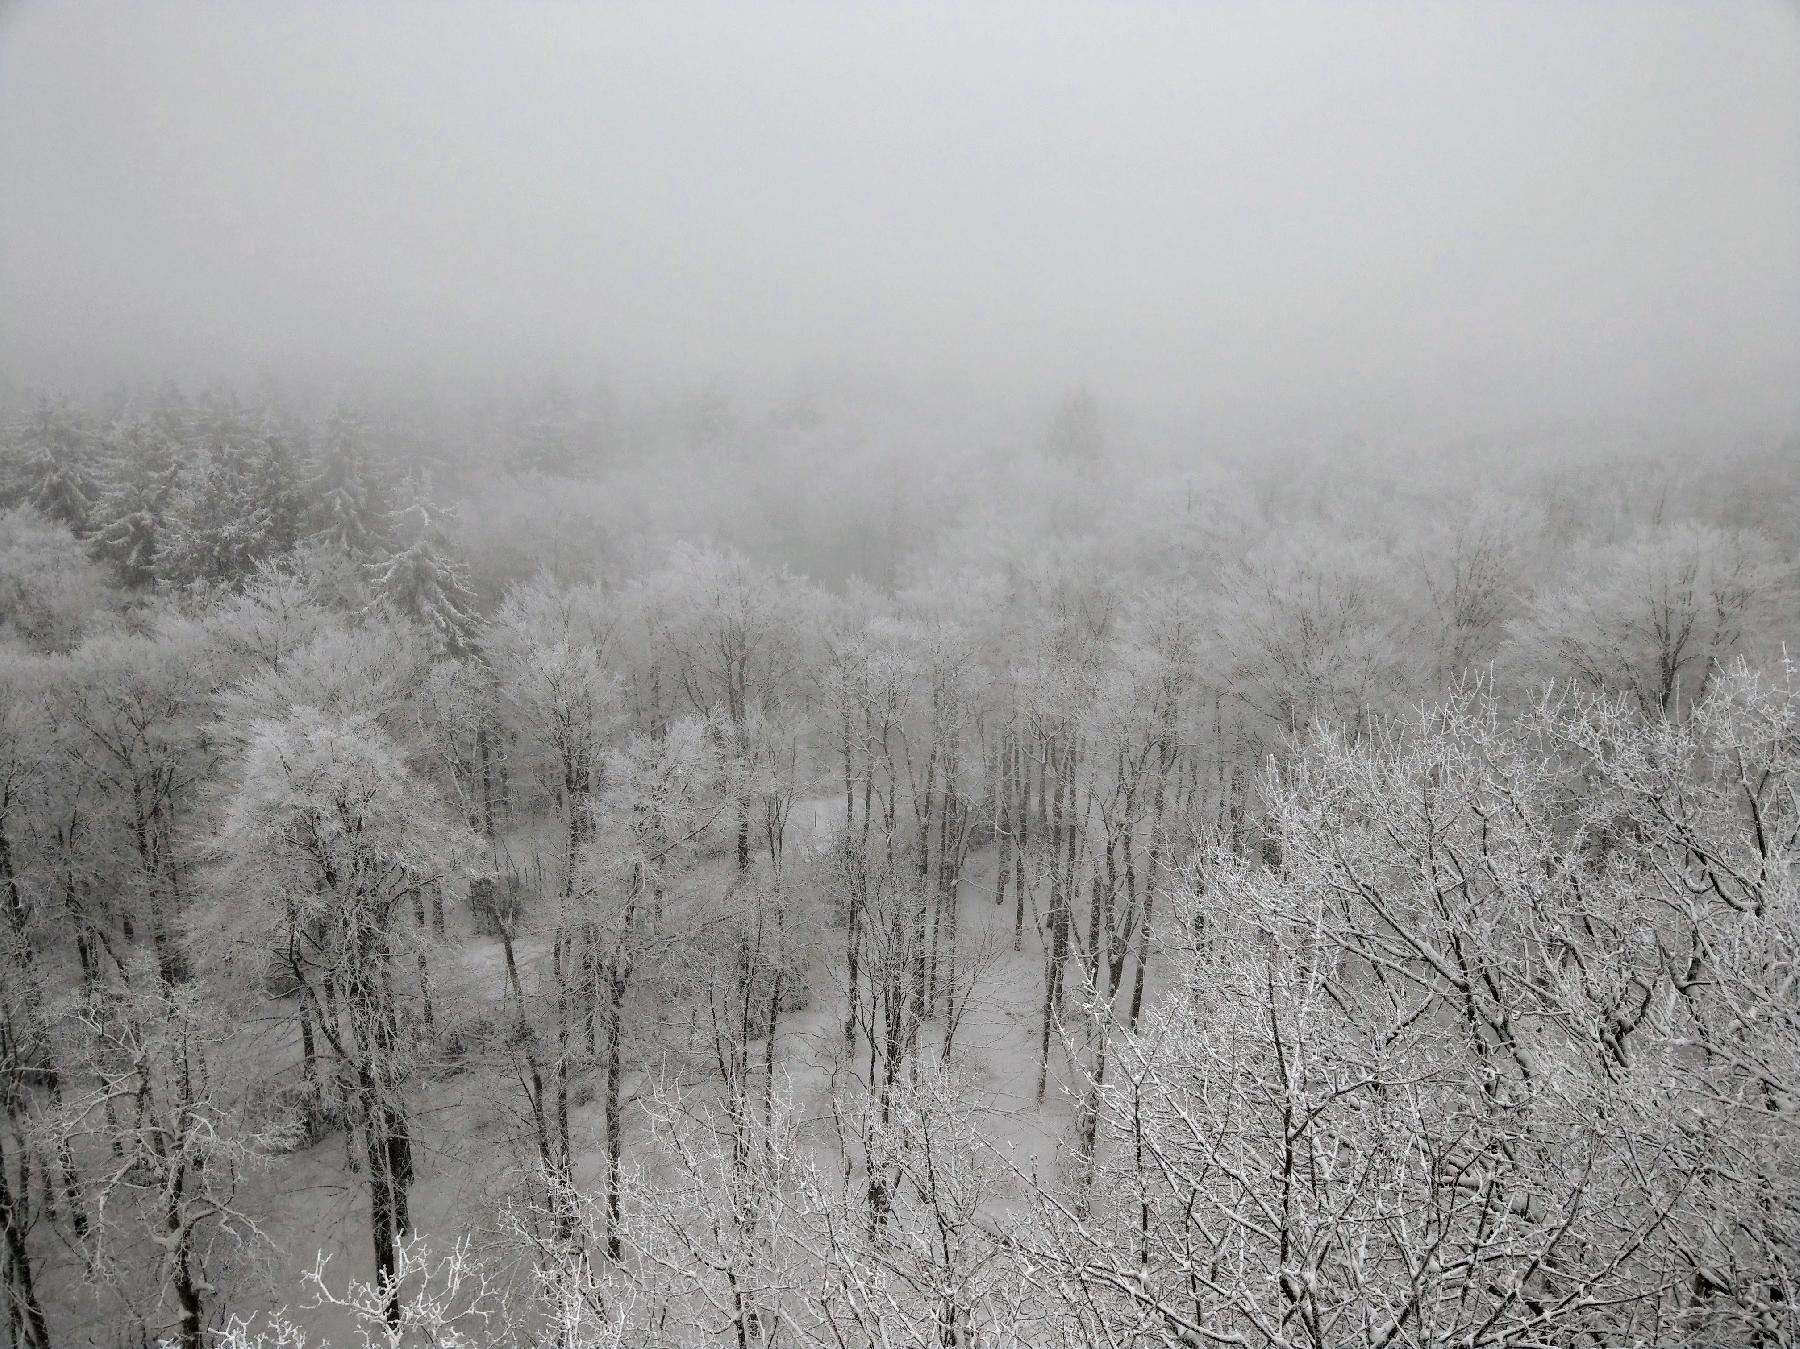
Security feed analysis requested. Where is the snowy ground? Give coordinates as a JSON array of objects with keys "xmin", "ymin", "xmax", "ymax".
[{"xmin": 46, "ymin": 829, "xmax": 1085, "ymax": 1345}]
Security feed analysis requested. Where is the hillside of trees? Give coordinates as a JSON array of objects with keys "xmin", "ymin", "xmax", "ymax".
[{"xmin": 1, "ymin": 381, "xmax": 1797, "ymax": 1348}]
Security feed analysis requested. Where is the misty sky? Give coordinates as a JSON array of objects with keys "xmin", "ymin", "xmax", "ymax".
[{"xmin": 1, "ymin": 2, "xmax": 1796, "ymax": 433}]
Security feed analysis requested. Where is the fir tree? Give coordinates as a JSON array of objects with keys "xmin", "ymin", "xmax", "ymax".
[
  {"xmin": 252, "ymin": 418, "xmax": 305, "ymax": 556},
  {"xmin": 366, "ymin": 482, "xmax": 480, "ymax": 657},
  {"xmin": 307, "ymin": 407, "xmax": 389, "ymax": 556},
  {"xmin": 157, "ymin": 436, "xmax": 279, "ymax": 589},
  {"xmin": 28, "ymin": 448, "xmax": 94, "ymax": 532},
  {"xmin": 19, "ymin": 397, "xmax": 96, "ymax": 531},
  {"xmin": 89, "ymin": 416, "xmax": 183, "ymax": 586}
]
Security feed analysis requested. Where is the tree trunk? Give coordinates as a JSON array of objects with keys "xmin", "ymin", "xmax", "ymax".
[
  {"xmin": 1037, "ymin": 748, "xmax": 1067, "ymax": 1105},
  {"xmin": 843, "ymin": 861, "xmax": 863, "ymax": 1052},
  {"xmin": 603, "ymin": 972, "xmax": 626, "ymax": 1262},
  {"xmin": 476, "ymin": 723, "xmax": 497, "ymax": 844},
  {"xmin": 367, "ymin": 1093, "xmax": 414, "ymax": 1328},
  {"xmin": 993, "ymin": 733, "xmax": 1012, "ymax": 910},
  {"xmin": 1127, "ymin": 755, "xmax": 1170, "ymax": 1032},
  {"xmin": 0, "ymin": 1135, "xmax": 51, "ymax": 1349},
  {"xmin": 169, "ymin": 1181, "xmax": 203, "ymax": 1349},
  {"xmin": 369, "ymin": 1135, "xmax": 399, "ymax": 1327},
  {"xmin": 1013, "ymin": 740, "xmax": 1030, "ymax": 950}
]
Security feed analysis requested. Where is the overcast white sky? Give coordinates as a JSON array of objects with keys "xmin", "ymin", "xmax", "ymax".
[{"xmin": 1, "ymin": 1, "xmax": 1795, "ymax": 433}]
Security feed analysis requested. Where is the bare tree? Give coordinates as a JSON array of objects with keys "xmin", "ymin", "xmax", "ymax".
[
  {"xmin": 63, "ymin": 970, "xmax": 281, "ymax": 1349},
  {"xmin": 216, "ymin": 708, "xmax": 477, "ymax": 1324},
  {"xmin": 1025, "ymin": 671, "xmax": 1800, "ymax": 1347},
  {"xmin": 1503, "ymin": 522, "xmax": 1790, "ymax": 716}
]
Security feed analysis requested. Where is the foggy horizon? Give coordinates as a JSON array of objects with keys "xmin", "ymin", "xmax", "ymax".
[{"xmin": 3, "ymin": 1, "xmax": 1798, "ymax": 438}]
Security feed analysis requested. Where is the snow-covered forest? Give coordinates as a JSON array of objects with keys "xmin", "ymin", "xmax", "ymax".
[
  {"xmin": 3, "ymin": 3, "xmax": 1798, "ymax": 1346},
  {"xmin": 0, "ymin": 385, "xmax": 1795, "ymax": 1347}
]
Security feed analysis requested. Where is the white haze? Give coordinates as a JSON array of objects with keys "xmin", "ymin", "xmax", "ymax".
[{"xmin": 1, "ymin": 1, "xmax": 1796, "ymax": 436}]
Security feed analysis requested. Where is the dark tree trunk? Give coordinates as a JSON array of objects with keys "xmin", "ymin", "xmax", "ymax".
[
  {"xmin": 0, "ymin": 1135, "xmax": 51, "ymax": 1349},
  {"xmin": 1013, "ymin": 740, "xmax": 1030, "ymax": 950},
  {"xmin": 603, "ymin": 971, "xmax": 627, "ymax": 1261},
  {"xmin": 843, "ymin": 859, "xmax": 863, "ymax": 1052},
  {"xmin": 1037, "ymin": 747, "xmax": 1067, "ymax": 1105},
  {"xmin": 476, "ymin": 723, "xmax": 497, "ymax": 844}
]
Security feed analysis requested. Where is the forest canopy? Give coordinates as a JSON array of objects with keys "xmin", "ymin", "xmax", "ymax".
[{"xmin": 0, "ymin": 381, "xmax": 1795, "ymax": 1347}]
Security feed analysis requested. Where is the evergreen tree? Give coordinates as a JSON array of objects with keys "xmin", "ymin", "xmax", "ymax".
[
  {"xmin": 157, "ymin": 436, "xmax": 279, "ymax": 589},
  {"xmin": 366, "ymin": 481, "xmax": 480, "ymax": 657},
  {"xmin": 307, "ymin": 407, "xmax": 389, "ymax": 556},
  {"xmin": 192, "ymin": 386, "xmax": 251, "ymax": 449},
  {"xmin": 19, "ymin": 397, "xmax": 96, "ymax": 531},
  {"xmin": 89, "ymin": 416, "xmax": 183, "ymax": 587},
  {"xmin": 27, "ymin": 448, "xmax": 94, "ymax": 532},
  {"xmin": 251, "ymin": 418, "xmax": 305, "ymax": 556}
]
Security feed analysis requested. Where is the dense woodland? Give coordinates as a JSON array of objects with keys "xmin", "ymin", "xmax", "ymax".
[{"xmin": 0, "ymin": 380, "xmax": 1797, "ymax": 1348}]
